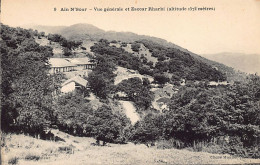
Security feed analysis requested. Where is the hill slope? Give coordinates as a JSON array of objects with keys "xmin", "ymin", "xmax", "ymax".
[
  {"xmin": 90, "ymin": 39, "xmax": 226, "ymax": 81},
  {"xmin": 29, "ymin": 23, "xmax": 182, "ymax": 48},
  {"xmin": 28, "ymin": 23, "xmax": 243, "ymax": 81}
]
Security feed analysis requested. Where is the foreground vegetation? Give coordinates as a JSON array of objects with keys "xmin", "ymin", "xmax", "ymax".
[{"xmin": 2, "ymin": 131, "xmax": 260, "ymax": 165}]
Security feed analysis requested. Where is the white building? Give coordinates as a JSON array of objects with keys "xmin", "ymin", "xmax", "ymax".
[
  {"xmin": 66, "ymin": 58, "xmax": 96, "ymax": 70},
  {"xmin": 61, "ymin": 76, "xmax": 88, "ymax": 93},
  {"xmin": 48, "ymin": 57, "xmax": 96, "ymax": 74},
  {"xmin": 208, "ymin": 81, "xmax": 230, "ymax": 87},
  {"xmin": 49, "ymin": 58, "xmax": 76, "ymax": 74}
]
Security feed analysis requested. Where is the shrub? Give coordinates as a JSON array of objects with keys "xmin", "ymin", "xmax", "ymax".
[
  {"xmin": 81, "ymin": 46, "xmax": 86, "ymax": 50},
  {"xmin": 154, "ymin": 73, "xmax": 170, "ymax": 85},
  {"xmin": 121, "ymin": 42, "xmax": 127, "ymax": 47},
  {"xmin": 156, "ymin": 139, "xmax": 185, "ymax": 149},
  {"xmin": 58, "ymin": 146, "xmax": 74, "ymax": 154},
  {"xmin": 201, "ymin": 143, "xmax": 223, "ymax": 154},
  {"xmin": 131, "ymin": 43, "xmax": 141, "ymax": 52},
  {"xmin": 24, "ymin": 154, "xmax": 40, "ymax": 161},
  {"xmin": 8, "ymin": 157, "xmax": 19, "ymax": 165}
]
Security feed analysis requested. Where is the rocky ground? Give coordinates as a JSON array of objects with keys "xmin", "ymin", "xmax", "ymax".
[
  {"xmin": 114, "ymin": 66, "xmax": 154, "ymax": 85},
  {"xmin": 2, "ymin": 130, "xmax": 260, "ymax": 165}
]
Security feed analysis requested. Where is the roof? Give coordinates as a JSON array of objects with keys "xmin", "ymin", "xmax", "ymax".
[
  {"xmin": 156, "ymin": 97, "xmax": 171, "ymax": 103},
  {"xmin": 62, "ymin": 76, "xmax": 88, "ymax": 87},
  {"xmin": 49, "ymin": 58, "xmax": 76, "ymax": 68},
  {"xmin": 115, "ymin": 91, "xmax": 127, "ymax": 97},
  {"xmin": 208, "ymin": 81, "xmax": 217, "ymax": 86},
  {"xmin": 208, "ymin": 81, "xmax": 229, "ymax": 86},
  {"xmin": 66, "ymin": 57, "xmax": 93, "ymax": 65},
  {"xmin": 163, "ymin": 84, "xmax": 174, "ymax": 91},
  {"xmin": 49, "ymin": 57, "xmax": 95, "ymax": 68}
]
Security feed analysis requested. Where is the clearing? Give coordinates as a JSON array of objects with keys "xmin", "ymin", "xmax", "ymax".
[
  {"xmin": 1, "ymin": 131, "xmax": 260, "ymax": 165},
  {"xmin": 114, "ymin": 66, "xmax": 153, "ymax": 85}
]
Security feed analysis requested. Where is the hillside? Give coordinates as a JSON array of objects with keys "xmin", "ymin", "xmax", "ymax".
[
  {"xmin": 2, "ymin": 131, "xmax": 260, "ymax": 165},
  {"xmin": 29, "ymin": 24, "xmax": 181, "ymax": 48},
  {"xmin": 90, "ymin": 39, "xmax": 226, "ymax": 82},
  {"xmin": 28, "ymin": 23, "xmax": 242, "ymax": 81}
]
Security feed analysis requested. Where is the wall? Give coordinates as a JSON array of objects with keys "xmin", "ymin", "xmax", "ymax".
[{"xmin": 61, "ymin": 82, "xmax": 75, "ymax": 93}]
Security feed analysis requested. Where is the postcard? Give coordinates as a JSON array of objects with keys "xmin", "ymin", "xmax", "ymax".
[{"xmin": 1, "ymin": 0, "xmax": 260, "ymax": 164}]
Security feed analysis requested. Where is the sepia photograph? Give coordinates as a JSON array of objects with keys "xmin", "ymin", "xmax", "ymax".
[{"xmin": 1, "ymin": 0, "xmax": 260, "ymax": 164}]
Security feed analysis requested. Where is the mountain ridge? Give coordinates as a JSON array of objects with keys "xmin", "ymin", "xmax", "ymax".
[{"xmin": 27, "ymin": 23, "xmax": 187, "ymax": 50}]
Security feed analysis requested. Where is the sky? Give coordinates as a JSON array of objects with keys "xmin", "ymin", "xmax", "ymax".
[{"xmin": 1, "ymin": 0, "xmax": 260, "ymax": 55}]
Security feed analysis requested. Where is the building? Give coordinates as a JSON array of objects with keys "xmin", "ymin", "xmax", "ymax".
[
  {"xmin": 156, "ymin": 97, "xmax": 170, "ymax": 110},
  {"xmin": 49, "ymin": 58, "xmax": 77, "ymax": 74},
  {"xmin": 66, "ymin": 58, "xmax": 96, "ymax": 70},
  {"xmin": 208, "ymin": 81, "xmax": 230, "ymax": 87},
  {"xmin": 48, "ymin": 57, "xmax": 96, "ymax": 74},
  {"xmin": 61, "ymin": 76, "xmax": 88, "ymax": 94},
  {"xmin": 180, "ymin": 79, "xmax": 186, "ymax": 86},
  {"xmin": 114, "ymin": 91, "xmax": 128, "ymax": 100}
]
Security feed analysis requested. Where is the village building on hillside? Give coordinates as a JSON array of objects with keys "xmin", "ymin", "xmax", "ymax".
[
  {"xmin": 49, "ymin": 58, "xmax": 77, "ymax": 74},
  {"xmin": 156, "ymin": 97, "xmax": 170, "ymax": 111},
  {"xmin": 208, "ymin": 81, "xmax": 230, "ymax": 87},
  {"xmin": 49, "ymin": 57, "xmax": 96, "ymax": 74},
  {"xmin": 114, "ymin": 91, "xmax": 128, "ymax": 100},
  {"xmin": 61, "ymin": 76, "xmax": 88, "ymax": 94},
  {"xmin": 66, "ymin": 58, "xmax": 96, "ymax": 70},
  {"xmin": 180, "ymin": 79, "xmax": 186, "ymax": 86}
]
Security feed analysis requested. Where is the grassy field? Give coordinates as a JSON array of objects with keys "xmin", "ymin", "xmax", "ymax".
[{"xmin": 1, "ymin": 130, "xmax": 260, "ymax": 165}]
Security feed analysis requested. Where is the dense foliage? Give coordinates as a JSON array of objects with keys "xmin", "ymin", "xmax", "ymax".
[
  {"xmin": 87, "ymin": 54, "xmax": 116, "ymax": 99},
  {"xmin": 91, "ymin": 39, "xmax": 144, "ymax": 72},
  {"xmin": 116, "ymin": 77, "xmax": 154, "ymax": 110},
  {"xmin": 132, "ymin": 75, "xmax": 260, "ymax": 157},
  {"xmin": 91, "ymin": 39, "xmax": 226, "ymax": 84},
  {"xmin": 47, "ymin": 33, "xmax": 82, "ymax": 50},
  {"xmin": 139, "ymin": 39, "xmax": 226, "ymax": 81},
  {"xmin": 1, "ymin": 24, "xmax": 60, "ymax": 135},
  {"xmin": 54, "ymin": 94, "xmax": 131, "ymax": 144},
  {"xmin": 47, "ymin": 33, "xmax": 82, "ymax": 57}
]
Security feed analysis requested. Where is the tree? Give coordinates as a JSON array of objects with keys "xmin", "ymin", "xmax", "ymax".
[
  {"xmin": 131, "ymin": 113, "xmax": 161, "ymax": 146},
  {"xmin": 90, "ymin": 105, "xmax": 126, "ymax": 145},
  {"xmin": 87, "ymin": 55, "xmax": 116, "ymax": 99},
  {"xmin": 87, "ymin": 73, "xmax": 114, "ymax": 99},
  {"xmin": 63, "ymin": 47, "xmax": 72, "ymax": 56},
  {"xmin": 131, "ymin": 43, "xmax": 141, "ymax": 52},
  {"xmin": 53, "ymin": 93, "xmax": 93, "ymax": 135},
  {"xmin": 117, "ymin": 77, "xmax": 154, "ymax": 110},
  {"xmin": 154, "ymin": 73, "xmax": 170, "ymax": 85}
]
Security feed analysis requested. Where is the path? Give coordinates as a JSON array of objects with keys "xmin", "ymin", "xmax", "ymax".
[{"xmin": 119, "ymin": 101, "xmax": 139, "ymax": 125}]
